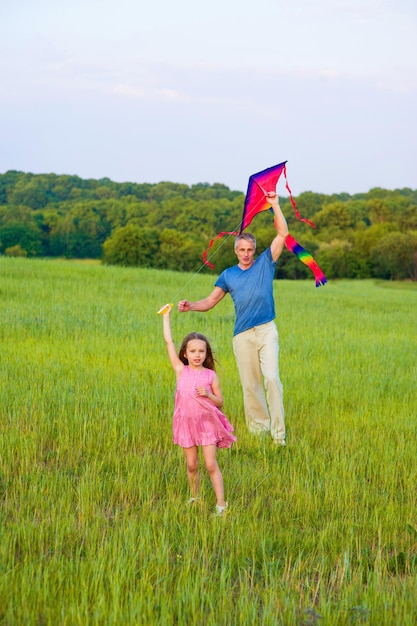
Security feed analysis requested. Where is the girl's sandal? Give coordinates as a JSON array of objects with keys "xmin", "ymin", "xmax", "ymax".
[{"xmin": 215, "ymin": 502, "xmax": 228, "ymax": 516}]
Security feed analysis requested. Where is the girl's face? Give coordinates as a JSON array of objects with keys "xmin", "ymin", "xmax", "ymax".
[{"xmin": 184, "ymin": 338, "xmax": 207, "ymax": 368}]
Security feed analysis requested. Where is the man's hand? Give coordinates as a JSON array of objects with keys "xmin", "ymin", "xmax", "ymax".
[
  {"xmin": 265, "ymin": 191, "xmax": 279, "ymax": 208},
  {"xmin": 178, "ymin": 300, "xmax": 191, "ymax": 312}
]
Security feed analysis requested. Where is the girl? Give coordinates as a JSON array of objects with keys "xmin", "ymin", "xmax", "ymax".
[{"xmin": 161, "ymin": 304, "xmax": 236, "ymax": 515}]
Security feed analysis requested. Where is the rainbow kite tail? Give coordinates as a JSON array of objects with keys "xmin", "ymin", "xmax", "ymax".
[{"xmin": 285, "ymin": 234, "xmax": 327, "ymax": 287}]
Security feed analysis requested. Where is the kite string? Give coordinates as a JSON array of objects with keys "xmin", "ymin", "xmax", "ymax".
[{"xmin": 167, "ymin": 225, "xmax": 241, "ymax": 304}]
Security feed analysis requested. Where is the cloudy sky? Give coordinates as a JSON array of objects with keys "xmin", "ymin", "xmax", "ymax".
[{"xmin": 1, "ymin": 0, "xmax": 416, "ymax": 195}]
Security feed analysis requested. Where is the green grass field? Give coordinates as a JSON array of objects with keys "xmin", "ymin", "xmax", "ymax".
[{"xmin": 1, "ymin": 257, "xmax": 416, "ymax": 625}]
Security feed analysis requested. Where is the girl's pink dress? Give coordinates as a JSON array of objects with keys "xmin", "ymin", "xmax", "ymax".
[{"xmin": 173, "ymin": 366, "xmax": 236, "ymax": 449}]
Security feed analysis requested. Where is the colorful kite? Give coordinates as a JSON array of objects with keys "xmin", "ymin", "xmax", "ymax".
[
  {"xmin": 239, "ymin": 161, "xmax": 287, "ymax": 233},
  {"xmin": 203, "ymin": 161, "xmax": 327, "ymax": 287},
  {"xmin": 239, "ymin": 161, "xmax": 317, "ymax": 232}
]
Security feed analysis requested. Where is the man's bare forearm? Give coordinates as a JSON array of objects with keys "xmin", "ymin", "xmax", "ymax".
[
  {"xmin": 178, "ymin": 287, "xmax": 225, "ymax": 313},
  {"xmin": 272, "ymin": 200, "xmax": 289, "ymax": 239}
]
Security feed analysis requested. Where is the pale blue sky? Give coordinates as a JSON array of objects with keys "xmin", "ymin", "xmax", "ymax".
[{"xmin": 1, "ymin": 0, "xmax": 416, "ymax": 194}]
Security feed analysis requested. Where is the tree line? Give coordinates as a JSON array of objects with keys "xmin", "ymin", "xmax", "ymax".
[{"xmin": 1, "ymin": 170, "xmax": 416, "ymax": 281}]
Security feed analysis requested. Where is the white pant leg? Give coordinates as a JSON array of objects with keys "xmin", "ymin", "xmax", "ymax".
[
  {"xmin": 256, "ymin": 322, "xmax": 285, "ymax": 441},
  {"xmin": 233, "ymin": 328, "xmax": 270, "ymax": 433}
]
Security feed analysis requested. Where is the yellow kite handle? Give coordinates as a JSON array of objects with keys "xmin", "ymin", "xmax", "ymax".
[{"xmin": 157, "ymin": 303, "xmax": 173, "ymax": 315}]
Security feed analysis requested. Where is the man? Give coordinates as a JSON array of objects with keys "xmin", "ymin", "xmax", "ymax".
[{"xmin": 178, "ymin": 191, "xmax": 288, "ymax": 446}]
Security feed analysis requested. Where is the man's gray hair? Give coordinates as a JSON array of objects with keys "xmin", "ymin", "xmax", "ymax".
[{"xmin": 234, "ymin": 233, "xmax": 256, "ymax": 249}]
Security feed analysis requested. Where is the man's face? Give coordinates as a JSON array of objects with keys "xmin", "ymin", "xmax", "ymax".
[{"xmin": 235, "ymin": 239, "xmax": 256, "ymax": 268}]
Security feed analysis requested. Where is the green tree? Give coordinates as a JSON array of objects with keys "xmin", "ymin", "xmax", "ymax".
[
  {"xmin": 0, "ymin": 222, "xmax": 42, "ymax": 256},
  {"xmin": 5, "ymin": 244, "xmax": 28, "ymax": 257},
  {"xmin": 158, "ymin": 229, "xmax": 202, "ymax": 272},
  {"xmin": 368, "ymin": 199, "xmax": 390, "ymax": 225},
  {"xmin": 292, "ymin": 192, "xmax": 325, "ymax": 224},
  {"xmin": 47, "ymin": 203, "xmax": 111, "ymax": 258},
  {"xmin": 385, "ymin": 195, "xmax": 417, "ymax": 230},
  {"xmin": 102, "ymin": 225, "xmax": 160, "ymax": 267},
  {"xmin": 345, "ymin": 199, "xmax": 370, "ymax": 227},
  {"xmin": 316, "ymin": 240, "xmax": 353, "ymax": 279},
  {"xmin": 313, "ymin": 202, "xmax": 353, "ymax": 232},
  {"xmin": 9, "ymin": 177, "xmax": 48, "ymax": 209},
  {"xmin": 370, "ymin": 232, "xmax": 417, "ymax": 280}
]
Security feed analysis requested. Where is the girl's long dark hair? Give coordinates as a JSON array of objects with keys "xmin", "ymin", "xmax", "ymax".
[{"xmin": 178, "ymin": 332, "xmax": 216, "ymax": 371}]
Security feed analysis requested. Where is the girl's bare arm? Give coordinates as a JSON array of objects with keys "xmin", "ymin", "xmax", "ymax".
[
  {"xmin": 162, "ymin": 306, "xmax": 183, "ymax": 374},
  {"xmin": 196, "ymin": 371, "xmax": 224, "ymax": 408}
]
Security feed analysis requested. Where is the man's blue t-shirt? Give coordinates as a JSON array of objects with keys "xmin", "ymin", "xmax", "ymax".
[{"xmin": 215, "ymin": 247, "xmax": 277, "ymax": 336}]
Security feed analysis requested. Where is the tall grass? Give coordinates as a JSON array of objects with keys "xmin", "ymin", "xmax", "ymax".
[{"xmin": 0, "ymin": 257, "xmax": 416, "ymax": 625}]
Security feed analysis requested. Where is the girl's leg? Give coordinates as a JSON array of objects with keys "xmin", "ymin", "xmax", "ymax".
[
  {"xmin": 183, "ymin": 446, "xmax": 200, "ymax": 498},
  {"xmin": 201, "ymin": 445, "xmax": 225, "ymax": 506}
]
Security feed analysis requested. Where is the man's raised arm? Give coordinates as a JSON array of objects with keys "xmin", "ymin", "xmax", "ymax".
[{"xmin": 267, "ymin": 192, "xmax": 289, "ymax": 262}]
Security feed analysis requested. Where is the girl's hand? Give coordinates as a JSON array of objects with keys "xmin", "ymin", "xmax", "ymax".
[
  {"xmin": 196, "ymin": 386, "xmax": 209, "ymax": 398},
  {"xmin": 158, "ymin": 303, "xmax": 173, "ymax": 315}
]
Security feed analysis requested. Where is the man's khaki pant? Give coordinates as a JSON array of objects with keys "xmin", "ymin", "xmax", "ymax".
[{"xmin": 232, "ymin": 321, "xmax": 285, "ymax": 441}]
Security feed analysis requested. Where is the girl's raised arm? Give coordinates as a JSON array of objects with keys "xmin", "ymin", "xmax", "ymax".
[{"xmin": 161, "ymin": 305, "xmax": 183, "ymax": 374}]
